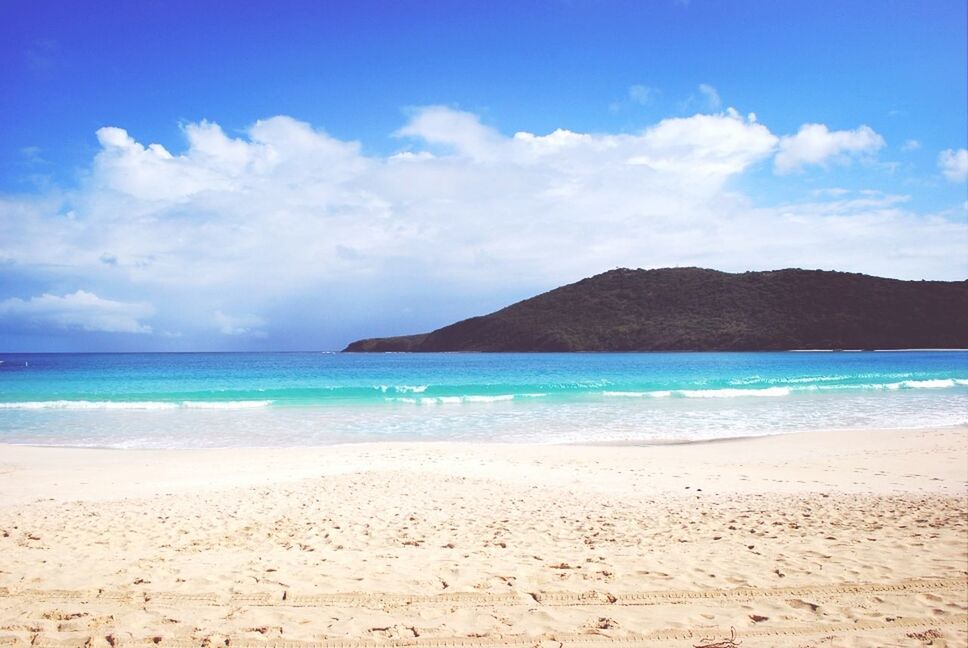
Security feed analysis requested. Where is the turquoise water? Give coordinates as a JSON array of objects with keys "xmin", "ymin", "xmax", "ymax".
[{"xmin": 0, "ymin": 352, "xmax": 965, "ymax": 447}]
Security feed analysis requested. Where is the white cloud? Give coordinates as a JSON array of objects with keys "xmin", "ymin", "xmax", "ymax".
[
  {"xmin": 0, "ymin": 108, "xmax": 963, "ymax": 346},
  {"xmin": 938, "ymin": 148, "xmax": 968, "ymax": 183},
  {"xmin": 93, "ymin": 117, "xmax": 364, "ymax": 201},
  {"xmin": 625, "ymin": 108, "xmax": 776, "ymax": 175},
  {"xmin": 0, "ymin": 290, "xmax": 153, "ymax": 333},
  {"xmin": 810, "ymin": 187, "xmax": 850, "ymax": 198},
  {"xmin": 901, "ymin": 139, "xmax": 921, "ymax": 151},
  {"xmin": 395, "ymin": 106, "xmax": 504, "ymax": 162},
  {"xmin": 775, "ymin": 123, "xmax": 885, "ymax": 174},
  {"xmin": 698, "ymin": 84, "xmax": 721, "ymax": 110},
  {"xmin": 214, "ymin": 310, "xmax": 266, "ymax": 337}
]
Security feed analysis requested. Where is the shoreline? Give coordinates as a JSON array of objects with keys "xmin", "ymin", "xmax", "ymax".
[{"xmin": 0, "ymin": 421, "xmax": 964, "ymax": 452}]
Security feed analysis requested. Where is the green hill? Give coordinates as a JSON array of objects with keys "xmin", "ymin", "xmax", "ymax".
[{"xmin": 343, "ymin": 268, "xmax": 968, "ymax": 352}]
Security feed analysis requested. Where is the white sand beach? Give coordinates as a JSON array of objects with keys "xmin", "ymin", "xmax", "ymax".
[{"xmin": 0, "ymin": 426, "xmax": 965, "ymax": 647}]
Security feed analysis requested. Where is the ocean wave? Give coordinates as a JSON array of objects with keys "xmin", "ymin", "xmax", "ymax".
[
  {"xmin": 726, "ymin": 375, "xmax": 764, "ymax": 385},
  {"xmin": 0, "ymin": 400, "xmax": 273, "ymax": 410},
  {"xmin": 603, "ymin": 387, "xmax": 791, "ymax": 398},
  {"xmin": 781, "ymin": 374, "xmax": 857, "ymax": 384},
  {"xmin": 388, "ymin": 394, "xmax": 517, "ymax": 405},
  {"xmin": 677, "ymin": 387, "xmax": 793, "ymax": 398},
  {"xmin": 602, "ymin": 379, "xmax": 968, "ymax": 399},
  {"xmin": 802, "ymin": 379, "xmax": 968, "ymax": 391},
  {"xmin": 602, "ymin": 390, "xmax": 672, "ymax": 398},
  {"xmin": 886, "ymin": 378, "xmax": 968, "ymax": 389},
  {"xmin": 377, "ymin": 385, "xmax": 429, "ymax": 393},
  {"xmin": 463, "ymin": 394, "xmax": 515, "ymax": 403},
  {"xmin": 180, "ymin": 400, "xmax": 273, "ymax": 409},
  {"xmin": 3, "ymin": 378, "xmax": 964, "ymax": 411}
]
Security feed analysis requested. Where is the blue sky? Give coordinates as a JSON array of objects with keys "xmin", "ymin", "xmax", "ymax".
[{"xmin": 1, "ymin": 0, "xmax": 966, "ymax": 351}]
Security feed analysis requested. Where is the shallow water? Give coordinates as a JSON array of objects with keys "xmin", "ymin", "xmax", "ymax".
[{"xmin": 0, "ymin": 351, "xmax": 965, "ymax": 447}]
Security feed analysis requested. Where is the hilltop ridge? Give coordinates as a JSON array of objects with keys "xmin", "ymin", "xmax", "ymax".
[{"xmin": 343, "ymin": 267, "xmax": 968, "ymax": 352}]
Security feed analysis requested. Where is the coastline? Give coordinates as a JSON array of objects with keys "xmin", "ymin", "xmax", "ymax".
[
  {"xmin": 0, "ymin": 426, "xmax": 965, "ymax": 646},
  {"xmin": 1, "ymin": 425, "xmax": 966, "ymax": 505}
]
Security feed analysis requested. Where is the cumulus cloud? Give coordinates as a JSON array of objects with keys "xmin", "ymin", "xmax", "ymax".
[
  {"xmin": 624, "ymin": 108, "xmax": 775, "ymax": 175},
  {"xmin": 395, "ymin": 107, "xmax": 504, "ymax": 162},
  {"xmin": 0, "ymin": 291, "xmax": 153, "ymax": 333},
  {"xmin": 775, "ymin": 124, "xmax": 885, "ymax": 174},
  {"xmin": 0, "ymin": 107, "xmax": 963, "ymax": 347},
  {"xmin": 938, "ymin": 148, "xmax": 968, "ymax": 183}
]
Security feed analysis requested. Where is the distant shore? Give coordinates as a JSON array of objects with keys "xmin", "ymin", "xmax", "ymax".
[{"xmin": 0, "ymin": 426, "xmax": 965, "ymax": 646}]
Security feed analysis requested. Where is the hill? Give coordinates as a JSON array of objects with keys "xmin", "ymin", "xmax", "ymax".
[{"xmin": 342, "ymin": 268, "xmax": 968, "ymax": 352}]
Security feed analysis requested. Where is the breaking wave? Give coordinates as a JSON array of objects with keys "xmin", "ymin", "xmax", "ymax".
[
  {"xmin": 603, "ymin": 387, "xmax": 791, "ymax": 398},
  {"xmin": 602, "ymin": 380, "xmax": 968, "ymax": 399}
]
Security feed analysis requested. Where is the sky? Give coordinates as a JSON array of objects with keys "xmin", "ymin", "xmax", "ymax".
[{"xmin": 1, "ymin": 0, "xmax": 966, "ymax": 351}]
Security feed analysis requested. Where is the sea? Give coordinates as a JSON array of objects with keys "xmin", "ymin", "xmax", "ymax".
[{"xmin": 0, "ymin": 351, "xmax": 965, "ymax": 448}]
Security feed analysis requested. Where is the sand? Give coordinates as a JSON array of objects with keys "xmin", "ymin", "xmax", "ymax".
[{"xmin": 0, "ymin": 426, "xmax": 965, "ymax": 647}]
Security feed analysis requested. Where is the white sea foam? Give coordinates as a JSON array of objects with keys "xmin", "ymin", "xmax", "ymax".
[
  {"xmin": 427, "ymin": 395, "xmax": 515, "ymax": 404},
  {"xmin": 889, "ymin": 379, "xmax": 963, "ymax": 389},
  {"xmin": 463, "ymin": 395, "xmax": 515, "ymax": 403},
  {"xmin": 848, "ymin": 378, "xmax": 968, "ymax": 391},
  {"xmin": 378, "ymin": 385, "xmax": 428, "ymax": 393},
  {"xmin": 602, "ymin": 379, "xmax": 968, "ymax": 399},
  {"xmin": 432, "ymin": 396, "xmax": 464, "ymax": 404},
  {"xmin": 727, "ymin": 375, "xmax": 764, "ymax": 385},
  {"xmin": 676, "ymin": 387, "xmax": 792, "ymax": 398},
  {"xmin": 603, "ymin": 387, "xmax": 790, "ymax": 398},
  {"xmin": 705, "ymin": 380, "xmax": 966, "ymax": 395},
  {"xmin": 180, "ymin": 400, "xmax": 273, "ymax": 409},
  {"xmin": 0, "ymin": 400, "xmax": 273, "ymax": 410},
  {"xmin": 388, "ymin": 394, "xmax": 517, "ymax": 405},
  {"xmin": 783, "ymin": 374, "xmax": 856, "ymax": 383},
  {"xmin": 602, "ymin": 390, "xmax": 672, "ymax": 398}
]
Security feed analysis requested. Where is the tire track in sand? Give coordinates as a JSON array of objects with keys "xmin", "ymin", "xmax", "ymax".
[
  {"xmin": 1, "ymin": 576, "xmax": 963, "ymax": 609},
  {"xmin": 7, "ymin": 614, "xmax": 968, "ymax": 648},
  {"xmin": 2, "ymin": 579, "xmax": 964, "ymax": 647}
]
